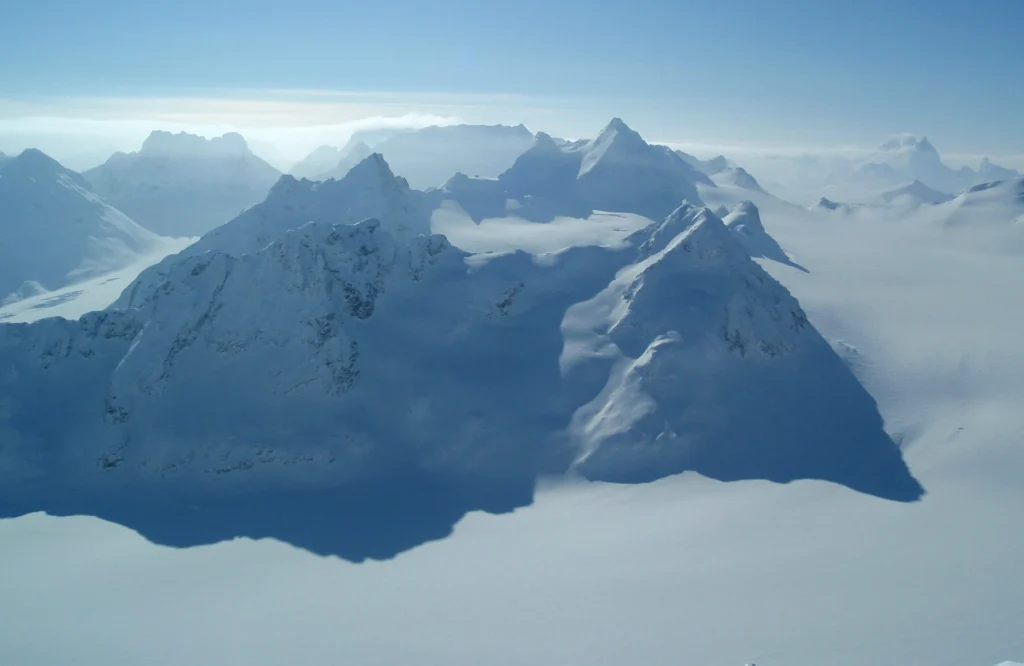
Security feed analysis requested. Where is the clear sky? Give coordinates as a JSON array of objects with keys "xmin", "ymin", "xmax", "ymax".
[{"xmin": 1, "ymin": 0, "xmax": 1022, "ymax": 166}]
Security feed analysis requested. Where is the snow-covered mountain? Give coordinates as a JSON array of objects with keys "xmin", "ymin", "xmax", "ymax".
[
  {"xmin": 880, "ymin": 180, "xmax": 953, "ymax": 205},
  {"xmin": 444, "ymin": 119, "xmax": 711, "ymax": 222},
  {"xmin": 0, "ymin": 200, "xmax": 920, "ymax": 557},
  {"xmin": 858, "ymin": 134, "xmax": 1020, "ymax": 194},
  {"xmin": 83, "ymin": 131, "xmax": 281, "ymax": 237},
  {"xmin": 0, "ymin": 149, "xmax": 162, "ymax": 304}
]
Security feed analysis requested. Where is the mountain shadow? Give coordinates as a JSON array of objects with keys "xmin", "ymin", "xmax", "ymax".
[{"xmin": 0, "ymin": 208, "xmax": 923, "ymax": 561}]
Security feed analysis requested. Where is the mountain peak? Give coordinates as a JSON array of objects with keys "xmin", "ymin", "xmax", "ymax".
[
  {"xmin": 9, "ymin": 148, "xmax": 67, "ymax": 176},
  {"xmin": 343, "ymin": 152, "xmax": 398, "ymax": 183},
  {"xmin": 595, "ymin": 117, "xmax": 643, "ymax": 144}
]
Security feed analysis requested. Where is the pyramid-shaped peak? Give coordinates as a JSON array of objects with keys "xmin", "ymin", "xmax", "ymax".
[
  {"xmin": 605, "ymin": 117, "xmax": 632, "ymax": 132},
  {"xmin": 344, "ymin": 152, "xmax": 398, "ymax": 181},
  {"xmin": 596, "ymin": 117, "xmax": 644, "ymax": 142}
]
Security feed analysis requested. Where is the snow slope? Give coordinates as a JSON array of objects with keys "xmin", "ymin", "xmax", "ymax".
[
  {"xmin": 83, "ymin": 131, "xmax": 281, "ymax": 237},
  {"xmin": 0, "ymin": 238, "xmax": 195, "ymax": 324},
  {"xmin": 0, "ymin": 149, "xmax": 164, "ymax": 303}
]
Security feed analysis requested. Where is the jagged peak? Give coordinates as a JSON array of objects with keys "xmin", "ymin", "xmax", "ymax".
[
  {"xmin": 344, "ymin": 152, "xmax": 397, "ymax": 181},
  {"xmin": 603, "ymin": 117, "xmax": 633, "ymax": 133},
  {"xmin": 592, "ymin": 117, "xmax": 645, "ymax": 147}
]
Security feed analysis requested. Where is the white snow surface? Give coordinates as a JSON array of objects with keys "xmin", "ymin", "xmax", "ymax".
[{"xmin": 0, "ymin": 238, "xmax": 195, "ymax": 324}]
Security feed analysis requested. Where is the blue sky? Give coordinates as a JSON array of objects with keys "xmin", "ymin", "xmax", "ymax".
[{"xmin": 1, "ymin": 0, "xmax": 1022, "ymax": 163}]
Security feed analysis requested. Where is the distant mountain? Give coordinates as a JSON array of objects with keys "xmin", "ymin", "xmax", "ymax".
[
  {"xmin": 977, "ymin": 157, "xmax": 1020, "ymax": 183},
  {"xmin": 303, "ymin": 124, "xmax": 537, "ymax": 189},
  {"xmin": 0, "ymin": 151, "xmax": 8, "ymax": 169},
  {"xmin": 316, "ymin": 142, "xmax": 374, "ymax": 181},
  {"xmin": 83, "ymin": 131, "xmax": 281, "ymax": 237},
  {"xmin": 0, "ymin": 201, "xmax": 920, "ymax": 558},
  {"xmin": 857, "ymin": 134, "xmax": 1020, "ymax": 194},
  {"xmin": 442, "ymin": 118, "xmax": 709, "ymax": 222},
  {"xmin": 288, "ymin": 143, "xmax": 372, "ymax": 181},
  {"xmin": 713, "ymin": 167, "xmax": 766, "ymax": 193},
  {"xmin": 676, "ymin": 150, "xmax": 731, "ymax": 175},
  {"xmin": 881, "ymin": 180, "xmax": 953, "ymax": 205},
  {"xmin": 0, "ymin": 149, "xmax": 161, "ymax": 303}
]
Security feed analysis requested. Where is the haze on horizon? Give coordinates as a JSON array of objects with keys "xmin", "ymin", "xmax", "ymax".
[{"xmin": 2, "ymin": 0, "xmax": 1023, "ymax": 170}]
